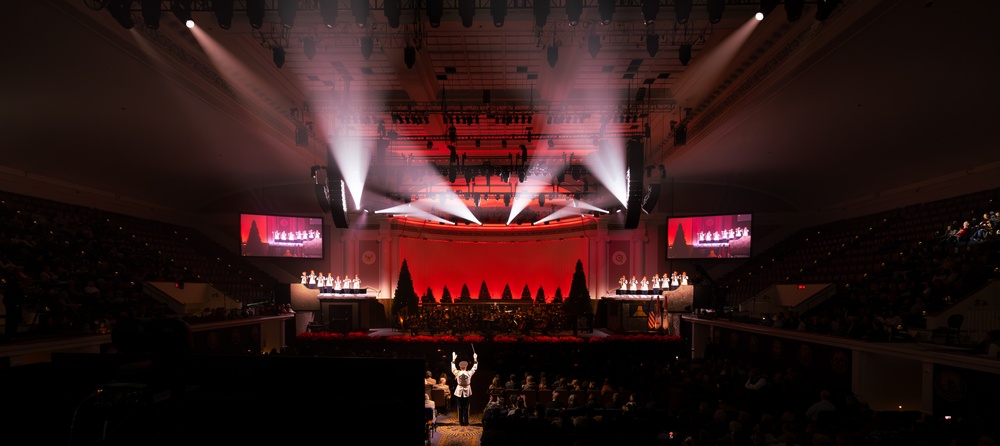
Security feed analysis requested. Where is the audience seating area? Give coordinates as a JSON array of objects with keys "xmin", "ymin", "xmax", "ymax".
[
  {"xmin": 0, "ymin": 190, "xmax": 282, "ymax": 338},
  {"xmin": 715, "ymin": 187, "xmax": 1000, "ymax": 346}
]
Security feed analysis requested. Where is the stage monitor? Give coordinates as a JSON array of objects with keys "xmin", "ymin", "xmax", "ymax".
[
  {"xmin": 667, "ymin": 213, "xmax": 752, "ymax": 259},
  {"xmin": 240, "ymin": 213, "xmax": 324, "ymax": 258}
]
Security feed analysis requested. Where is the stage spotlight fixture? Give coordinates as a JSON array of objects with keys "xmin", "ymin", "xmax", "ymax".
[
  {"xmin": 815, "ymin": 0, "xmax": 840, "ymax": 21},
  {"xmin": 108, "ymin": 0, "xmax": 134, "ymax": 29},
  {"xmin": 538, "ymin": 194, "xmax": 545, "ymax": 206},
  {"xmin": 646, "ymin": 34, "xmax": 659, "ymax": 57},
  {"xmin": 448, "ymin": 125, "xmax": 457, "ymax": 143},
  {"xmin": 491, "ymin": 0, "xmax": 507, "ymax": 27},
  {"xmin": 272, "ymin": 46, "xmax": 285, "ymax": 68},
  {"xmin": 641, "ymin": 0, "xmax": 659, "ymax": 25},
  {"xmin": 533, "ymin": 0, "xmax": 550, "ymax": 27},
  {"xmin": 679, "ymin": 43, "xmax": 692, "ymax": 66},
  {"xmin": 658, "ymin": 164, "xmax": 666, "ymax": 179},
  {"xmin": 213, "ymin": 0, "xmax": 234, "ymax": 29},
  {"xmin": 427, "ymin": 0, "xmax": 443, "ymax": 27},
  {"xmin": 404, "ymin": 46, "xmax": 416, "ymax": 68},
  {"xmin": 503, "ymin": 193, "xmax": 511, "ymax": 207},
  {"xmin": 141, "ymin": 0, "xmax": 161, "ymax": 29},
  {"xmin": 566, "ymin": 0, "xmax": 582, "ymax": 26},
  {"xmin": 785, "ymin": 0, "xmax": 804, "ymax": 21},
  {"xmin": 588, "ymin": 34, "xmax": 601, "ymax": 58},
  {"xmin": 474, "ymin": 194, "xmax": 482, "ymax": 207},
  {"xmin": 758, "ymin": 0, "xmax": 779, "ymax": 19},
  {"xmin": 547, "ymin": 45, "xmax": 558, "ymax": 68},
  {"xmin": 247, "ymin": 0, "xmax": 265, "ymax": 28},
  {"xmin": 303, "ymin": 37, "xmax": 317, "ymax": 60},
  {"xmin": 384, "ymin": 0, "xmax": 401, "ymax": 28},
  {"xmin": 360, "ymin": 36, "xmax": 373, "ymax": 59},
  {"xmin": 706, "ymin": 0, "xmax": 725, "ymax": 23},
  {"xmin": 320, "ymin": 0, "xmax": 338, "ymax": 28},
  {"xmin": 352, "ymin": 0, "xmax": 370, "ymax": 27},
  {"xmin": 171, "ymin": 0, "xmax": 193, "ymax": 26},
  {"xmin": 598, "ymin": 0, "xmax": 614, "ymax": 25},
  {"xmin": 674, "ymin": 0, "xmax": 692, "ymax": 24},
  {"xmin": 278, "ymin": 0, "xmax": 297, "ymax": 28}
]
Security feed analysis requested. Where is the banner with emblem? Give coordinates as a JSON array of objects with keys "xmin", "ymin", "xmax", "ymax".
[
  {"xmin": 608, "ymin": 240, "xmax": 630, "ymax": 294},
  {"xmin": 358, "ymin": 240, "xmax": 379, "ymax": 293}
]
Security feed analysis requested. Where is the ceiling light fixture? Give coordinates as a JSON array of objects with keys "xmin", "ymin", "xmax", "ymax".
[
  {"xmin": 352, "ymin": 0, "xmax": 370, "ymax": 28},
  {"xmin": 213, "ymin": 0, "xmax": 234, "ymax": 29},
  {"xmin": 533, "ymin": 0, "xmax": 550, "ymax": 27},
  {"xmin": 491, "ymin": 0, "xmax": 507, "ymax": 27},
  {"xmin": 566, "ymin": 0, "xmax": 582, "ymax": 26},
  {"xmin": 384, "ymin": 0, "xmax": 401, "ymax": 28},
  {"xmin": 459, "ymin": 0, "xmax": 475, "ymax": 28},
  {"xmin": 170, "ymin": 0, "xmax": 193, "ymax": 26},
  {"xmin": 588, "ymin": 34, "xmax": 601, "ymax": 58},
  {"xmin": 427, "ymin": 0, "xmax": 443, "ymax": 27},
  {"xmin": 598, "ymin": 0, "xmax": 615, "ymax": 25},
  {"xmin": 107, "ymin": 0, "xmax": 135, "ymax": 29},
  {"xmin": 785, "ymin": 0, "xmax": 804, "ymax": 21},
  {"xmin": 706, "ymin": 0, "xmax": 725, "ymax": 23},
  {"xmin": 641, "ymin": 0, "xmax": 659, "ymax": 25},
  {"xmin": 674, "ymin": 0, "xmax": 692, "ymax": 24},
  {"xmin": 141, "ymin": 0, "xmax": 161, "ymax": 29},
  {"xmin": 303, "ymin": 37, "xmax": 317, "ymax": 60},
  {"xmin": 247, "ymin": 0, "xmax": 265, "ymax": 29},
  {"xmin": 278, "ymin": 0, "xmax": 297, "ymax": 29},
  {"xmin": 320, "ymin": 0, "xmax": 338, "ymax": 28}
]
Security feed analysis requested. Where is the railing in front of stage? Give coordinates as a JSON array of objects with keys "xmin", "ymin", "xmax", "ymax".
[{"xmin": 401, "ymin": 302, "xmax": 569, "ymax": 335}]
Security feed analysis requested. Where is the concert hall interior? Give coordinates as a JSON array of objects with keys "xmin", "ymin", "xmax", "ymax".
[{"xmin": 2, "ymin": 1, "xmax": 1000, "ymax": 445}]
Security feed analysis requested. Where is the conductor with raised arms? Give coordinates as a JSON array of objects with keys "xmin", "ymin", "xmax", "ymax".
[{"xmin": 451, "ymin": 350, "xmax": 478, "ymax": 426}]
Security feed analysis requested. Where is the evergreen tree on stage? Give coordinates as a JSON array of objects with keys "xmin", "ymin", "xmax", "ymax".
[
  {"xmin": 244, "ymin": 219, "xmax": 266, "ymax": 256},
  {"xmin": 553, "ymin": 287, "xmax": 563, "ymax": 304},
  {"xmin": 501, "ymin": 284, "xmax": 513, "ymax": 300},
  {"xmin": 535, "ymin": 286, "xmax": 546, "ymax": 304},
  {"xmin": 460, "ymin": 284, "xmax": 471, "ymax": 302},
  {"xmin": 670, "ymin": 223, "xmax": 693, "ymax": 258},
  {"xmin": 521, "ymin": 285, "xmax": 532, "ymax": 301},
  {"xmin": 422, "ymin": 287, "xmax": 436, "ymax": 304},
  {"xmin": 478, "ymin": 280, "xmax": 492, "ymax": 300},
  {"xmin": 563, "ymin": 259, "xmax": 593, "ymax": 335},
  {"xmin": 440, "ymin": 286, "xmax": 453, "ymax": 304},
  {"xmin": 391, "ymin": 259, "xmax": 419, "ymax": 328}
]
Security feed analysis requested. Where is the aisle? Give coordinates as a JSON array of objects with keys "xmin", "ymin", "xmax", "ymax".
[{"xmin": 431, "ymin": 412, "xmax": 482, "ymax": 446}]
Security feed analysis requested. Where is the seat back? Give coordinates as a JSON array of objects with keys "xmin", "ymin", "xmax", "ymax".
[{"xmin": 431, "ymin": 388, "xmax": 447, "ymax": 409}]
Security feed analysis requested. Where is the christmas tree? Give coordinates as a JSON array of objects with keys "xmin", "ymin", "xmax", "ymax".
[
  {"xmin": 521, "ymin": 284, "xmax": 532, "ymax": 300},
  {"xmin": 564, "ymin": 259, "xmax": 593, "ymax": 335},
  {"xmin": 501, "ymin": 284, "xmax": 513, "ymax": 300},
  {"xmin": 391, "ymin": 259, "xmax": 419, "ymax": 328},
  {"xmin": 535, "ymin": 286, "xmax": 546, "ymax": 304},
  {"xmin": 478, "ymin": 280, "xmax": 491, "ymax": 300},
  {"xmin": 553, "ymin": 287, "xmax": 564, "ymax": 303},
  {"xmin": 243, "ymin": 219, "xmax": 266, "ymax": 256},
  {"xmin": 422, "ymin": 287, "xmax": 436, "ymax": 304},
  {"xmin": 440, "ymin": 286, "xmax": 453, "ymax": 303},
  {"xmin": 460, "ymin": 284, "xmax": 471, "ymax": 302}
]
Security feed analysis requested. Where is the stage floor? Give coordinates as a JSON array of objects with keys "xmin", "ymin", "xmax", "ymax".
[{"xmin": 365, "ymin": 327, "xmax": 615, "ymax": 338}]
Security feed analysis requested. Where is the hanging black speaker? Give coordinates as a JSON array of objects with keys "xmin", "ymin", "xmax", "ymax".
[
  {"xmin": 624, "ymin": 140, "xmax": 644, "ymax": 229},
  {"xmin": 327, "ymin": 154, "xmax": 350, "ymax": 228}
]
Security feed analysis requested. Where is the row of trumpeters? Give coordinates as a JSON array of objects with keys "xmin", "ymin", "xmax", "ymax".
[
  {"xmin": 301, "ymin": 271, "xmax": 363, "ymax": 293},
  {"xmin": 615, "ymin": 272, "xmax": 689, "ymax": 295}
]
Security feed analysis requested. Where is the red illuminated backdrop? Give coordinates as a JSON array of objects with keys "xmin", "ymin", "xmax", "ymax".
[{"xmin": 398, "ymin": 237, "xmax": 589, "ymax": 302}]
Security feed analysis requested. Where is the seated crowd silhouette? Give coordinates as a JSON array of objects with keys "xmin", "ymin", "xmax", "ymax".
[{"xmin": 1, "ymin": 190, "xmax": 284, "ymax": 339}]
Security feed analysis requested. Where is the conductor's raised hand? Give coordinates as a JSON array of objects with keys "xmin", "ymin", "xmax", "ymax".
[
  {"xmin": 452, "ymin": 352, "xmax": 457, "ymax": 361},
  {"xmin": 473, "ymin": 353, "xmax": 478, "ymax": 362}
]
